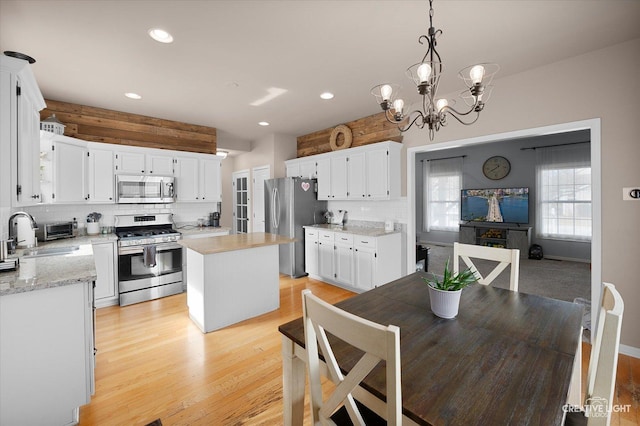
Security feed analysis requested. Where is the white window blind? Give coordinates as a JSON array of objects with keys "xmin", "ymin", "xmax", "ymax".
[
  {"xmin": 424, "ymin": 157, "xmax": 463, "ymax": 232},
  {"xmin": 535, "ymin": 143, "xmax": 591, "ymax": 241}
]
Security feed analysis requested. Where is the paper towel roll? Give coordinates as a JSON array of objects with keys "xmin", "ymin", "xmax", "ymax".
[{"xmin": 15, "ymin": 217, "xmax": 36, "ymax": 247}]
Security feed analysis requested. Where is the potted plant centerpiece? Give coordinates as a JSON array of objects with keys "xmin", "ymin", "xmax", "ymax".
[{"xmin": 424, "ymin": 259, "xmax": 477, "ymax": 319}]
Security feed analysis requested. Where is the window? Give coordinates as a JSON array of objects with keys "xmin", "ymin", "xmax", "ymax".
[
  {"xmin": 424, "ymin": 157, "xmax": 463, "ymax": 232},
  {"xmin": 536, "ymin": 144, "xmax": 591, "ymax": 241}
]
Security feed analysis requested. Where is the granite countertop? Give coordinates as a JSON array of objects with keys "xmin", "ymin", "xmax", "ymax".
[
  {"xmin": 304, "ymin": 223, "xmax": 399, "ymax": 237},
  {"xmin": 0, "ymin": 234, "xmax": 113, "ymax": 296},
  {"xmin": 179, "ymin": 232, "xmax": 294, "ymax": 255},
  {"xmin": 0, "ymin": 244, "xmax": 97, "ymax": 296}
]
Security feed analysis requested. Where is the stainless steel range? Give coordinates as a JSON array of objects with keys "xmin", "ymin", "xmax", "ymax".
[{"xmin": 115, "ymin": 213, "xmax": 183, "ymax": 306}]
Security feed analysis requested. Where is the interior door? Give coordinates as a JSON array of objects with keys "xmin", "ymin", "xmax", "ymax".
[
  {"xmin": 252, "ymin": 165, "xmax": 270, "ymax": 233},
  {"xmin": 232, "ymin": 170, "xmax": 250, "ymax": 234}
]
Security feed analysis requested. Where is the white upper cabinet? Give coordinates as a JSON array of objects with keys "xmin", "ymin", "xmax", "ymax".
[
  {"xmin": 114, "ymin": 150, "xmax": 175, "ymax": 175},
  {"xmin": 40, "ymin": 133, "xmax": 115, "ymax": 204},
  {"xmin": 297, "ymin": 141, "xmax": 402, "ymax": 201},
  {"xmin": 175, "ymin": 156, "xmax": 199, "ymax": 201},
  {"xmin": 1, "ymin": 56, "xmax": 46, "ymax": 207},
  {"xmin": 365, "ymin": 146, "xmax": 396, "ymax": 199},
  {"xmin": 329, "ymin": 155, "xmax": 349, "ymax": 199},
  {"xmin": 52, "ymin": 138, "xmax": 87, "ymax": 203},
  {"xmin": 115, "ymin": 151, "xmax": 146, "ymax": 174},
  {"xmin": 146, "ymin": 154, "xmax": 174, "ymax": 175},
  {"xmin": 285, "ymin": 157, "xmax": 317, "ymax": 179},
  {"xmin": 87, "ymin": 147, "xmax": 115, "ymax": 203},
  {"xmin": 174, "ymin": 154, "xmax": 221, "ymax": 202},
  {"xmin": 38, "ymin": 131, "xmax": 219, "ymax": 205},
  {"xmin": 200, "ymin": 157, "xmax": 221, "ymax": 202},
  {"xmin": 316, "ymin": 158, "xmax": 331, "ymax": 200},
  {"xmin": 347, "ymin": 152, "xmax": 366, "ymax": 199}
]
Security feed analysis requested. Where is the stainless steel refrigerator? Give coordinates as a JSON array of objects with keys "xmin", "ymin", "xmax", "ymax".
[{"xmin": 265, "ymin": 177, "xmax": 327, "ymax": 278}]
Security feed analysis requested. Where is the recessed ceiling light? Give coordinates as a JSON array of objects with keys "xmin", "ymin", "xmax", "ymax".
[
  {"xmin": 258, "ymin": 121, "xmax": 270, "ymax": 126},
  {"xmin": 125, "ymin": 92, "xmax": 142, "ymax": 100},
  {"xmin": 148, "ymin": 28, "xmax": 174, "ymax": 44},
  {"xmin": 320, "ymin": 92, "xmax": 334, "ymax": 100}
]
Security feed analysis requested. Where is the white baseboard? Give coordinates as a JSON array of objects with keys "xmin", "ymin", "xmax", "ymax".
[
  {"xmin": 619, "ymin": 344, "xmax": 640, "ymax": 359},
  {"xmin": 542, "ymin": 255, "xmax": 591, "ymax": 263}
]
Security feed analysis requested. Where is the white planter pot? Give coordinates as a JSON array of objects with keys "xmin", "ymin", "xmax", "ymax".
[{"xmin": 428, "ymin": 286, "xmax": 462, "ymax": 319}]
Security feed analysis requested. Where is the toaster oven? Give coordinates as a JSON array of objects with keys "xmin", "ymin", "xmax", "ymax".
[{"xmin": 36, "ymin": 221, "xmax": 75, "ymax": 241}]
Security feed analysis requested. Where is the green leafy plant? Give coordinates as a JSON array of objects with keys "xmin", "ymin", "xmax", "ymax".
[{"xmin": 423, "ymin": 259, "xmax": 478, "ymax": 291}]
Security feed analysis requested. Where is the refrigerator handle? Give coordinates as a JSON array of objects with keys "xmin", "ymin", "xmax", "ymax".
[
  {"xmin": 274, "ymin": 187, "xmax": 280, "ymax": 229},
  {"xmin": 271, "ymin": 187, "xmax": 277, "ymax": 230}
]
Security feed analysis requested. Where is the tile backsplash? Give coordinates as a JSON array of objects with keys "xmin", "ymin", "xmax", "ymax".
[
  {"xmin": 9, "ymin": 202, "xmax": 220, "ymax": 233},
  {"xmin": 327, "ymin": 197, "xmax": 408, "ymax": 226}
]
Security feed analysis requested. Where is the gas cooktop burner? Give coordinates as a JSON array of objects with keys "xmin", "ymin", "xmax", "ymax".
[{"xmin": 114, "ymin": 213, "xmax": 181, "ymax": 247}]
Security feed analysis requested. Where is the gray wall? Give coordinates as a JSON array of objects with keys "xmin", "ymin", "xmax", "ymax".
[{"xmin": 416, "ymin": 130, "xmax": 591, "ymax": 261}]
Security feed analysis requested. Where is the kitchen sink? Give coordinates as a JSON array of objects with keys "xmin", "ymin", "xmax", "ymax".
[{"xmin": 22, "ymin": 245, "xmax": 80, "ymax": 258}]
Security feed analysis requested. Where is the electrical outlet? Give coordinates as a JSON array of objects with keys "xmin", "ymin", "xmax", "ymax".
[{"xmin": 622, "ymin": 187, "xmax": 640, "ymax": 201}]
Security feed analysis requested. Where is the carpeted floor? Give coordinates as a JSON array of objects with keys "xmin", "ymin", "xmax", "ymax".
[
  {"xmin": 424, "ymin": 244, "xmax": 593, "ymax": 339},
  {"xmin": 424, "ymin": 244, "xmax": 591, "ymax": 303}
]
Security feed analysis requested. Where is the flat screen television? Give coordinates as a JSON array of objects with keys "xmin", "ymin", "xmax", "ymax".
[{"xmin": 460, "ymin": 187, "xmax": 529, "ymax": 224}]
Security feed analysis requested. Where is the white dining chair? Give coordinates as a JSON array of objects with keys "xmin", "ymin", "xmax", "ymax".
[
  {"xmin": 453, "ymin": 242, "xmax": 520, "ymax": 291},
  {"xmin": 302, "ymin": 289, "xmax": 402, "ymax": 425},
  {"xmin": 564, "ymin": 282, "xmax": 624, "ymax": 426}
]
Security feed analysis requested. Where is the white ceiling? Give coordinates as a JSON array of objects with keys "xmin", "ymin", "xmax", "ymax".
[{"xmin": 1, "ymin": 0, "xmax": 639, "ymax": 151}]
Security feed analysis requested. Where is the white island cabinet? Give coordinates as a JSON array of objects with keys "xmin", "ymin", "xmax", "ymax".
[{"xmin": 179, "ymin": 233, "xmax": 293, "ymax": 333}]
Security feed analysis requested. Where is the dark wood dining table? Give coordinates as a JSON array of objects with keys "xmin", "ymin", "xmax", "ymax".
[{"xmin": 279, "ymin": 271, "xmax": 584, "ymax": 425}]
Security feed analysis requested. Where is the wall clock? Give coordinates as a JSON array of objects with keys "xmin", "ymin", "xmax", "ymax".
[{"xmin": 482, "ymin": 156, "xmax": 511, "ymax": 180}]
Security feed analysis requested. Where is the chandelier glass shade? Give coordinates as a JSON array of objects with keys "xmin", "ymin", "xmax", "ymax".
[{"xmin": 371, "ymin": 0, "xmax": 499, "ymax": 140}]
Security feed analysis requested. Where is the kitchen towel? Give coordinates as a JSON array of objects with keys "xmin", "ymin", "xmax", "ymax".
[{"xmin": 143, "ymin": 245, "xmax": 157, "ymax": 268}]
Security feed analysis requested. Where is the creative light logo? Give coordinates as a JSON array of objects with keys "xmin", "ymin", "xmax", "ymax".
[{"xmin": 563, "ymin": 398, "xmax": 630, "ymax": 417}]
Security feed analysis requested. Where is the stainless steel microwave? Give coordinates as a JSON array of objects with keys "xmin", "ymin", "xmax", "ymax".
[{"xmin": 116, "ymin": 175, "xmax": 175, "ymax": 204}]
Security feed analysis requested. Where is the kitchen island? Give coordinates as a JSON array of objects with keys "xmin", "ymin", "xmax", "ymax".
[{"xmin": 179, "ymin": 232, "xmax": 294, "ymax": 333}]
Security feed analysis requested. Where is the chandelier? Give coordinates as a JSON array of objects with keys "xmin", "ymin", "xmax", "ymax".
[{"xmin": 370, "ymin": 0, "xmax": 499, "ymax": 140}]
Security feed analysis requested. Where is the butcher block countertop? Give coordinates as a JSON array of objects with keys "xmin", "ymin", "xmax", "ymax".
[{"xmin": 178, "ymin": 232, "xmax": 294, "ymax": 255}]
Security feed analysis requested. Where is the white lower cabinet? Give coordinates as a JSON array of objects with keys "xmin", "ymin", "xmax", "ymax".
[
  {"xmin": 93, "ymin": 241, "xmax": 118, "ymax": 308},
  {"xmin": 305, "ymin": 227, "xmax": 401, "ymax": 292},
  {"xmin": 354, "ymin": 237, "xmax": 376, "ymax": 290},
  {"xmin": 0, "ymin": 283, "xmax": 94, "ymax": 426},
  {"xmin": 317, "ymin": 231, "xmax": 334, "ymax": 279},
  {"xmin": 334, "ymin": 232, "xmax": 354, "ymax": 285},
  {"xmin": 304, "ymin": 228, "xmax": 319, "ymax": 276}
]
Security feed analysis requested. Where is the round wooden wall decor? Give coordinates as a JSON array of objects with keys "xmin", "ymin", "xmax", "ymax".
[{"xmin": 329, "ymin": 124, "xmax": 353, "ymax": 151}]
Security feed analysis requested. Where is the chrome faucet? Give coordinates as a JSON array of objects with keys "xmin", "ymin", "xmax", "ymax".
[{"xmin": 8, "ymin": 211, "xmax": 38, "ymax": 240}]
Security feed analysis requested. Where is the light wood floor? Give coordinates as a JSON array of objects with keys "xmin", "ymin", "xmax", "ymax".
[{"xmin": 81, "ymin": 276, "xmax": 639, "ymax": 425}]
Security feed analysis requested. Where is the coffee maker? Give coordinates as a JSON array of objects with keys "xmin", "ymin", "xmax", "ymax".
[{"xmin": 210, "ymin": 212, "xmax": 220, "ymax": 228}]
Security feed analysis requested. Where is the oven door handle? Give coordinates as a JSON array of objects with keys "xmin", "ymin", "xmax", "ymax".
[{"xmin": 118, "ymin": 242, "xmax": 182, "ymax": 255}]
